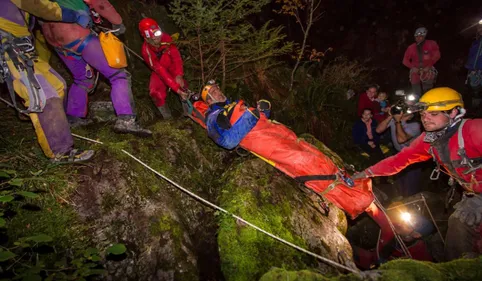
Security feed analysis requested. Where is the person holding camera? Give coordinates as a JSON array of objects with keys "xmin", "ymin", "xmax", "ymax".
[
  {"xmin": 353, "ymin": 87, "xmax": 482, "ymax": 261},
  {"xmin": 375, "ymin": 105, "xmax": 422, "ymax": 197}
]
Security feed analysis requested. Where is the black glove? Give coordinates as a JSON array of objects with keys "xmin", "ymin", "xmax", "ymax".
[
  {"xmin": 257, "ymin": 99, "xmax": 271, "ymax": 112},
  {"xmin": 112, "ymin": 23, "xmax": 126, "ymax": 36}
]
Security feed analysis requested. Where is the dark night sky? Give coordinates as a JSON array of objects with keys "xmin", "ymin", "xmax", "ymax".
[
  {"xmin": 159, "ymin": 0, "xmax": 482, "ymax": 93},
  {"xmin": 273, "ymin": 0, "xmax": 482, "ymax": 92}
]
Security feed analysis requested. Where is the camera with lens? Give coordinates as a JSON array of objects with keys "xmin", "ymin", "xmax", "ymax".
[
  {"xmin": 390, "ymin": 101, "xmax": 405, "ymax": 115},
  {"xmin": 390, "ymin": 90, "xmax": 420, "ymax": 115}
]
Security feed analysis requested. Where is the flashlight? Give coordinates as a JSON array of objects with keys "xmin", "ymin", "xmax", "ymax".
[
  {"xmin": 154, "ymin": 30, "xmax": 162, "ymax": 37},
  {"xmin": 401, "ymin": 212, "xmax": 412, "ymax": 223},
  {"xmin": 479, "ymin": 19, "xmax": 482, "ymax": 25},
  {"xmin": 406, "ymin": 94, "xmax": 416, "ymax": 101}
]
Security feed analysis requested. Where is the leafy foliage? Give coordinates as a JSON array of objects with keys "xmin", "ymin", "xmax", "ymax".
[
  {"xmin": 170, "ymin": 0, "xmax": 292, "ymax": 90},
  {"xmin": 0, "ymin": 166, "xmax": 126, "ymax": 280}
]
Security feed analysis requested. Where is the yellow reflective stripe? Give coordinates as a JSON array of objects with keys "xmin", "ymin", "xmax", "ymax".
[
  {"xmin": 11, "ymin": 0, "xmax": 62, "ymax": 21},
  {"xmin": 246, "ymin": 108, "xmax": 259, "ymax": 119},
  {"xmin": 34, "ymin": 58, "xmax": 65, "ymax": 99},
  {"xmin": 0, "ymin": 17, "xmax": 30, "ymax": 37},
  {"xmin": 29, "ymin": 112, "xmax": 55, "ymax": 158},
  {"xmin": 250, "ymin": 151, "xmax": 276, "ymax": 167}
]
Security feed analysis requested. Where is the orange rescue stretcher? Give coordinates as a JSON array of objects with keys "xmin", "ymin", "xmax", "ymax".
[{"xmin": 187, "ymin": 100, "xmax": 375, "ymax": 219}]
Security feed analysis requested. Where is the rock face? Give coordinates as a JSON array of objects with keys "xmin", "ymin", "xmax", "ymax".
[
  {"xmin": 59, "ymin": 120, "xmax": 224, "ymax": 280},
  {"xmin": 60, "ymin": 118, "xmax": 356, "ymax": 281},
  {"xmin": 217, "ymin": 158, "xmax": 355, "ymax": 281}
]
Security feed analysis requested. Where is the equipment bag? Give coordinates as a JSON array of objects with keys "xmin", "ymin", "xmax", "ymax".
[{"xmin": 99, "ymin": 32, "xmax": 127, "ymax": 69}]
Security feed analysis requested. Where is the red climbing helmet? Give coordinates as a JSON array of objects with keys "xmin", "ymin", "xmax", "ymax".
[{"xmin": 139, "ymin": 18, "xmax": 162, "ymax": 39}]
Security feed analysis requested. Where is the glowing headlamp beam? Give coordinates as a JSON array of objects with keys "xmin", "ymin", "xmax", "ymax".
[{"xmin": 401, "ymin": 212, "xmax": 412, "ymax": 223}]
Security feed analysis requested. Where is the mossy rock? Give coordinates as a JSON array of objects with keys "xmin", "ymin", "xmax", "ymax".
[
  {"xmin": 259, "ymin": 257, "xmax": 482, "ymax": 281},
  {"xmin": 217, "ymin": 158, "xmax": 354, "ymax": 281}
]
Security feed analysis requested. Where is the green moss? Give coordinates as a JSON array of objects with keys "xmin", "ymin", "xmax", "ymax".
[
  {"xmin": 259, "ymin": 268, "xmax": 336, "ymax": 281},
  {"xmin": 218, "ymin": 160, "xmax": 315, "ymax": 281},
  {"xmin": 336, "ymin": 209, "xmax": 348, "ymax": 235},
  {"xmin": 379, "ymin": 257, "xmax": 482, "ymax": 281},
  {"xmin": 260, "ymin": 257, "xmax": 482, "ymax": 281}
]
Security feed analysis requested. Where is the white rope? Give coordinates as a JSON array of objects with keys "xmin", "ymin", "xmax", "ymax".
[
  {"xmin": 71, "ymin": 133, "xmax": 104, "ymax": 145},
  {"xmin": 386, "ymin": 199, "xmax": 424, "ymax": 210},
  {"xmin": 373, "ymin": 197, "xmax": 412, "ymax": 258},
  {"xmin": 421, "ymin": 194, "xmax": 445, "ymax": 245},
  {"xmin": 120, "ymin": 149, "xmax": 360, "ymax": 275},
  {"xmin": 0, "ymin": 97, "xmax": 361, "ymax": 274}
]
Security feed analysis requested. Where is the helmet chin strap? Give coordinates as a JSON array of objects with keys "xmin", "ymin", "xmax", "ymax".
[
  {"xmin": 438, "ymin": 108, "xmax": 466, "ymax": 132},
  {"xmin": 208, "ymin": 92, "xmax": 220, "ymax": 104}
]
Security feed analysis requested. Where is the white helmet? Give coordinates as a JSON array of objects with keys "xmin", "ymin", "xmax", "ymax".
[{"xmin": 414, "ymin": 27, "xmax": 428, "ymax": 37}]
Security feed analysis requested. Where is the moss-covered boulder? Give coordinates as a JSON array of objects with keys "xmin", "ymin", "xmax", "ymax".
[
  {"xmin": 68, "ymin": 119, "xmax": 230, "ymax": 281},
  {"xmin": 259, "ymin": 257, "xmax": 482, "ymax": 281},
  {"xmin": 217, "ymin": 157, "xmax": 355, "ymax": 281}
]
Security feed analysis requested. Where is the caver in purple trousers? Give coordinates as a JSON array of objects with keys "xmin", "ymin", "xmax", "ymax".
[{"xmin": 58, "ymin": 36, "xmax": 135, "ymax": 118}]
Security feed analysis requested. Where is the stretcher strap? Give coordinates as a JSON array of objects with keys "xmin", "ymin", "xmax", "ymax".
[{"xmin": 295, "ymin": 174, "xmax": 337, "ymax": 183}]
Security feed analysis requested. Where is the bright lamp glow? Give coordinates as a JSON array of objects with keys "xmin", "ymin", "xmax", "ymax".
[
  {"xmin": 479, "ymin": 19, "xmax": 482, "ymax": 25},
  {"xmin": 407, "ymin": 94, "xmax": 416, "ymax": 101},
  {"xmin": 154, "ymin": 30, "xmax": 162, "ymax": 37},
  {"xmin": 401, "ymin": 212, "xmax": 412, "ymax": 223}
]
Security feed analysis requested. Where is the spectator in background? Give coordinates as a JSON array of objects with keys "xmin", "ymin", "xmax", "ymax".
[
  {"xmin": 375, "ymin": 91, "xmax": 390, "ymax": 122},
  {"xmin": 376, "ymin": 110, "xmax": 422, "ymax": 197},
  {"xmin": 465, "ymin": 22, "xmax": 482, "ymax": 104},
  {"xmin": 352, "ymin": 108, "xmax": 384, "ymax": 164},
  {"xmin": 403, "ymin": 27, "xmax": 440, "ymax": 97},
  {"xmin": 357, "ymin": 85, "xmax": 381, "ymax": 119}
]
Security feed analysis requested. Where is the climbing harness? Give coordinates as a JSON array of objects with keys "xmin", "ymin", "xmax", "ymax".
[
  {"xmin": 0, "ymin": 30, "xmax": 46, "ymax": 113},
  {"xmin": 55, "ymin": 33, "xmax": 95, "ymax": 60},
  {"xmin": 428, "ymin": 119, "xmax": 482, "ymax": 194},
  {"xmin": 409, "ymin": 67, "xmax": 438, "ymax": 83}
]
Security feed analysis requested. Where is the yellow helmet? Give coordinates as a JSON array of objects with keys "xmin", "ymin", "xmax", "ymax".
[
  {"xmin": 201, "ymin": 85, "xmax": 212, "ymax": 102},
  {"xmin": 201, "ymin": 80, "xmax": 217, "ymax": 102},
  {"xmin": 418, "ymin": 87, "xmax": 464, "ymax": 111}
]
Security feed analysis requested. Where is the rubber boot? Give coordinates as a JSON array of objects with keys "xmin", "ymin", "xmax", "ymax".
[
  {"xmin": 157, "ymin": 104, "xmax": 172, "ymax": 119},
  {"xmin": 113, "ymin": 115, "xmax": 152, "ymax": 137}
]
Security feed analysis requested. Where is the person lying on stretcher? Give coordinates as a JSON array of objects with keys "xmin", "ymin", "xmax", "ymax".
[{"xmin": 200, "ymin": 80, "xmax": 271, "ymax": 149}]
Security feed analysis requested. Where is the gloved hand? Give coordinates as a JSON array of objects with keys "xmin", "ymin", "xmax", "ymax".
[
  {"xmin": 112, "ymin": 23, "xmax": 126, "ymax": 36},
  {"xmin": 257, "ymin": 99, "xmax": 271, "ymax": 112},
  {"xmin": 351, "ymin": 171, "xmax": 367, "ymax": 180},
  {"xmin": 175, "ymin": 75, "xmax": 185, "ymax": 88},
  {"xmin": 61, "ymin": 7, "xmax": 92, "ymax": 28},
  {"xmin": 177, "ymin": 88, "xmax": 189, "ymax": 100},
  {"xmin": 452, "ymin": 194, "xmax": 482, "ymax": 227}
]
